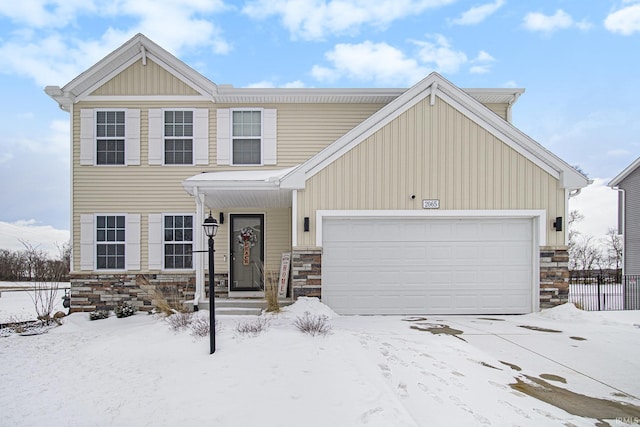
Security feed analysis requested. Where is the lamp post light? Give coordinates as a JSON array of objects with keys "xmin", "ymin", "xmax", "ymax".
[{"xmin": 203, "ymin": 212, "xmax": 218, "ymax": 354}]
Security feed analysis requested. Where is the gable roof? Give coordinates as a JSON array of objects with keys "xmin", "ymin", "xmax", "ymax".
[
  {"xmin": 45, "ymin": 33, "xmax": 218, "ymax": 111},
  {"xmin": 46, "ymin": 33, "xmax": 523, "ymax": 111},
  {"xmin": 281, "ymin": 72, "xmax": 589, "ymax": 190},
  {"xmin": 609, "ymin": 156, "xmax": 640, "ymax": 187}
]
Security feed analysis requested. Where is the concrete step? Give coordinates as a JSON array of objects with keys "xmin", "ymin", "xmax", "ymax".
[{"xmin": 191, "ymin": 298, "xmax": 293, "ymax": 315}]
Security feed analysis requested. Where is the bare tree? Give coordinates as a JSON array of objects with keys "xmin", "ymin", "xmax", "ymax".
[{"xmin": 603, "ymin": 227, "xmax": 623, "ymax": 271}]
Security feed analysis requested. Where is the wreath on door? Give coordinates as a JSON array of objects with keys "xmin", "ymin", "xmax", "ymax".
[{"xmin": 237, "ymin": 227, "xmax": 257, "ymax": 266}]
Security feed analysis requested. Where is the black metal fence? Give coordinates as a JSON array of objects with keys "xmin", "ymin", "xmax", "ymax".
[{"xmin": 569, "ymin": 270, "xmax": 640, "ymax": 311}]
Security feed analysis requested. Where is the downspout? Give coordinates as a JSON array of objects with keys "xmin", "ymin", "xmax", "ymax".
[{"xmin": 611, "ymin": 186, "xmax": 626, "ymax": 275}]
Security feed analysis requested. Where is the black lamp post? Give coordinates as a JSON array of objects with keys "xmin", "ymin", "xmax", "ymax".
[{"xmin": 203, "ymin": 212, "xmax": 218, "ymax": 354}]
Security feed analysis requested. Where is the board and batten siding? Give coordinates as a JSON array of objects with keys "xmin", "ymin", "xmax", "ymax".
[
  {"xmin": 619, "ymin": 166, "xmax": 640, "ymax": 275},
  {"xmin": 91, "ymin": 59, "xmax": 200, "ymax": 96},
  {"xmin": 295, "ymin": 96, "xmax": 566, "ymax": 247}
]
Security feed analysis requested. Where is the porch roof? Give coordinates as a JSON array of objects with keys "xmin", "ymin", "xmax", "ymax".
[{"xmin": 182, "ymin": 166, "xmax": 300, "ymax": 209}]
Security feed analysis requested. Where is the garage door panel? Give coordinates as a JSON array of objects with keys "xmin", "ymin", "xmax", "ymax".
[{"xmin": 322, "ymin": 217, "xmax": 535, "ymax": 315}]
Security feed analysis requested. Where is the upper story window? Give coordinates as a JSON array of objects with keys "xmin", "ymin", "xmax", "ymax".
[
  {"xmin": 232, "ymin": 110, "xmax": 262, "ymax": 165},
  {"xmin": 148, "ymin": 108, "xmax": 208, "ymax": 166},
  {"xmin": 163, "ymin": 214, "xmax": 193, "ymax": 269},
  {"xmin": 80, "ymin": 108, "xmax": 140, "ymax": 166},
  {"xmin": 96, "ymin": 111, "xmax": 125, "ymax": 165},
  {"xmin": 164, "ymin": 111, "xmax": 193, "ymax": 165},
  {"xmin": 96, "ymin": 215, "xmax": 125, "ymax": 269},
  {"xmin": 216, "ymin": 108, "xmax": 276, "ymax": 166}
]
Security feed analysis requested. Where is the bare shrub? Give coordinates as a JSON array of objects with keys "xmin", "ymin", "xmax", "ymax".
[
  {"xmin": 166, "ymin": 312, "xmax": 194, "ymax": 331},
  {"xmin": 256, "ymin": 261, "xmax": 280, "ymax": 313},
  {"xmin": 136, "ymin": 275, "xmax": 189, "ymax": 314},
  {"xmin": 294, "ymin": 311, "xmax": 332, "ymax": 337},
  {"xmin": 235, "ymin": 317, "xmax": 270, "ymax": 336},
  {"xmin": 189, "ymin": 317, "xmax": 221, "ymax": 338}
]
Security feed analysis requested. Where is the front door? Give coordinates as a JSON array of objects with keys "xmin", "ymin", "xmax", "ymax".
[{"xmin": 230, "ymin": 214, "xmax": 264, "ymax": 294}]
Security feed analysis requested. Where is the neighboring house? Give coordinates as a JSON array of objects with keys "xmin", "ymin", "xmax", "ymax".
[
  {"xmin": 609, "ymin": 157, "xmax": 640, "ymax": 276},
  {"xmin": 46, "ymin": 34, "xmax": 588, "ymax": 315}
]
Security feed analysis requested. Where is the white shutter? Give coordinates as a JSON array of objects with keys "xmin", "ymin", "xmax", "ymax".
[
  {"xmin": 148, "ymin": 109, "xmax": 163, "ymax": 165},
  {"xmin": 126, "ymin": 214, "xmax": 141, "ymax": 271},
  {"xmin": 148, "ymin": 214, "xmax": 163, "ymax": 270},
  {"xmin": 263, "ymin": 108, "xmax": 277, "ymax": 165},
  {"xmin": 216, "ymin": 108, "xmax": 230, "ymax": 165},
  {"xmin": 126, "ymin": 109, "xmax": 140, "ymax": 165},
  {"xmin": 80, "ymin": 214, "xmax": 94, "ymax": 270},
  {"xmin": 80, "ymin": 109, "xmax": 94, "ymax": 165},
  {"xmin": 194, "ymin": 108, "xmax": 209, "ymax": 165}
]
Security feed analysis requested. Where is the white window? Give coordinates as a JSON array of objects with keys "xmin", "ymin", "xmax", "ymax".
[
  {"xmin": 148, "ymin": 109, "xmax": 208, "ymax": 165},
  {"xmin": 80, "ymin": 109, "xmax": 140, "ymax": 166},
  {"xmin": 79, "ymin": 214, "xmax": 140, "ymax": 271},
  {"xmin": 96, "ymin": 215, "xmax": 125, "ymax": 269},
  {"xmin": 217, "ymin": 108, "xmax": 277, "ymax": 166},
  {"xmin": 163, "ymin": 214, "xmax": 194, "ymax": 269},
  {"xmin": 164, "ymin": 111, "xmax": 193, "ymax": 165},
  {"xmin": 232, "ymin": 110, "xmax": 262, "ymax": 165},
  {"xmin": 96, "ymin": 111, "xmax": 125, "ymax": 165}
]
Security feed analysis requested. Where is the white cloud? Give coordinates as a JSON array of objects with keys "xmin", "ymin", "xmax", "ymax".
[
  {"xmin": 469, "ymin": 50, "xmax": 495, "ymax": 74},
  {"xmin": 568, "ymin": 178, "xmax": 618, "ymax": 239},
  {"xmin": 312, "ymin": 36, "xmax": 496, "ymax": 85},
  {"xmin": 450, "ymin": 0, "xmax": 505, "ymax": 26},
  {"xmin": 8, "ymin": 119, "xmax": 69, "ymax": 163},
  {"xmin": 0, "ymin": 0, "xmax": 97, "ymax": 28},
  {"xmin": 522, "ymin": 9, "xmax": 591, "ymax": 34},
  {"xmin": 414, "ymin": 34, "xmax": 467, "ymax": 74},
  {"xmin": 0, "ymin": 220, "xmax": 70, "ymax": 257},
  {"xmin": 243, "ymin": 0, "xmax": 455, "ymax": 40},
  {"xmin": 605, "ymin": 4, "xmax": 640, "ymax": 35},
  {"xmin": 0, "ymin": 0, "xmax": 230, "ymax": 87},
  {"xmin": 311, "ymin": 41, "xmax": 428, "ymax": 86}
]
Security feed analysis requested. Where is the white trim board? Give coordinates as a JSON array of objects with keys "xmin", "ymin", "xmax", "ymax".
[{"xmin": 315, "ymin": 209, "xmax": 547, "ymax": 247}]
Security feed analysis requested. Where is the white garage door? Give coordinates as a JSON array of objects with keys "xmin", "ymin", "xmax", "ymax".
[{"xmin": 322, "ymin": 217, "xmax": 534, "ymax": 315}]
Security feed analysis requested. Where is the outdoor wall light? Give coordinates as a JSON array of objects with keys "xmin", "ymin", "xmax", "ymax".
[
  {"xmin": 219, "ymin": 212, "xmax": 225, "ymax": 225},
  {"xmin": 553, "ymin": 216, "xmax": 563, "ymax": 232},
  {"xmin": 304, "ymin": 217, "xmax": 310, "ymax": 232}
]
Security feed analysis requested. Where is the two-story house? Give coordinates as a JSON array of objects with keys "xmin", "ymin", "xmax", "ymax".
[{"xmin": 46, "ymin": 34, "xmax": 588, "ymax": 315}]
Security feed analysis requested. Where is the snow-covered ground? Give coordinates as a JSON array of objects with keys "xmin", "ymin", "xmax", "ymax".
[{"xmin": 1, "ymin": 290, "xmax": 640, "ymax": 426}]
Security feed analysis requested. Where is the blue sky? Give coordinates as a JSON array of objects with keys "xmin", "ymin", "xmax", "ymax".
[{"xmin": 0, "ymin": 0, "xmax": 638, "ymax": 254}]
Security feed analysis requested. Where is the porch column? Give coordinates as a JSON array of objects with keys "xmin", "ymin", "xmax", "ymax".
[{"xmin": 194, "ymin": 190, "xmax": 206, "ymax": 306}]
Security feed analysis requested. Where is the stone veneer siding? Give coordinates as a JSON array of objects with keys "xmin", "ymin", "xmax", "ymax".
[
  {"xmin": 539, "ymin": 246, "xmax": 570, "ymax": 309},
  {"xmin": 291, "ymin": 248, "xmax": 322, "ymax": 299},
  {"xmin": 70, "ymin": 246, "xmax": 568, "ymax": 313},
  {"xmin": 69, "ymin": 273, "xmax": 197, "ymax": 313}
]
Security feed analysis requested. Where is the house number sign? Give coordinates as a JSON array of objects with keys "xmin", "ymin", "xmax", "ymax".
[{"xmin": 422, "ymin": 199, "xmax": 440, "ymax": 209}]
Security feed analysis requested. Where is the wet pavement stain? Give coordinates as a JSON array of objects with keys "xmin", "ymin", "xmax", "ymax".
[
  {"xmin": 510, "ymin": 375, "xmax": 640, "ymax": 424},
  {"xmin": 518, "ymin": 325, "xmax": 562, "ymax": 333},
  {"xmin": 570, "ymin": 336, "xmax": 587, "ymax": 341},
  {"xmin": 480, "ymin": 361, "xmax": 501, "ymax": 370},
  {"xmin": 402, "ymin": 317, "xmax": 429, "ymax": 322},
  {"xmin": 539, "ymin": 373, "xmax": 567, "ymax": 384},
  {"xmin": 477, "ymin": 317, "xmax": 505, "ymax": 321},
  {"xmin": 409, "ymin": 323, "xmax": 466, "ymax": 342},
  {"xmin": 499, "ymin": 361, "xmax": 522, "ymax": 371}
]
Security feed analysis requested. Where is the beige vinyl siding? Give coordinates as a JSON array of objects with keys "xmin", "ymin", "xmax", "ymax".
[
  {"xmin": 482, "ymin": 103, "xmax": 509, "ymax": 121},
  {"xmin": 91, "ymin": 59, "xmax": 200, "ymax": 96},
  {"xmin": 295, "ymin": 96, "xmax": 566, "ymax": 247},
  {"xmin": 213, "ymin": 103, "xmax": 385, "ymax": 167},
  {"xmin": 71, "ymin": 99, "xmax": 377, "ymax": 271}
]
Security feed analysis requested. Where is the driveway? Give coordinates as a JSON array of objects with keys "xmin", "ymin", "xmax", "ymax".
[{"xmin": 439, "ymin": 309, "xmax": 640, "ymax": 401}]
